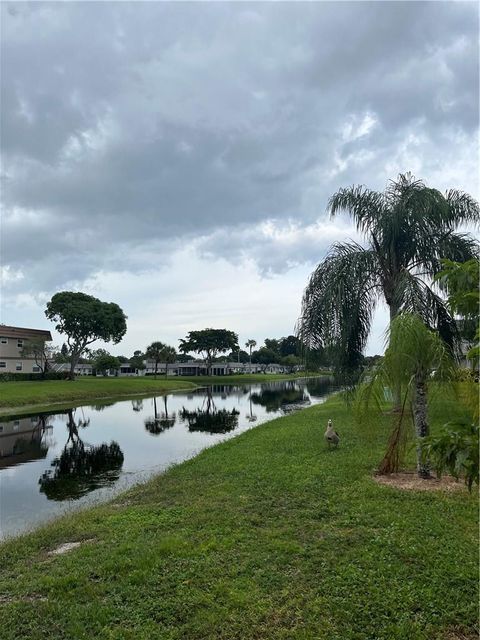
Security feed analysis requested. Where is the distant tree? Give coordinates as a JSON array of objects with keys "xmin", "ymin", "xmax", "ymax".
[
  {"xmin": 362, "ymin": 354, "xmax": 383, "ymax": 369},
  {"xmin": 226, "ymin": 349, "xmax": 249, "ymax": 363},
  {"xmin": 145, "ymin": 342, "xmax": 176, "ymax": 377},
  {"xmin": 264, "ymin": 338, "xmax": 281, "ymax": 354},
  {"xmin": 20, "ymin": 339, "xmax": 56, "ymax": 376},
  {"xmin": 245, "ymin": 339, "xmax": 257, "ymax": 366},
  {"xmin": 93, "ymin": 352, "xmax": 120, "ymax": 376},
  {"xmin": 145, "ymin": 342, "xmax": 166, "ymax": 377},
  {"xmin": 161, "ymin": 345, "xmax": 177, "ymax": 376},
  {"xmin": 179, "ymin": 329, "xmax": 239, "ymax": 375},
  {"xmin": 45, "ymin": 291, "xmax": 127, "ymax": 381},
  {"xmin": 251, "ymin": 347, "xmax": 280, "ymax": 366},
  {"xmin": 279, "ymin": 335, "xmax": 300, "ymax": 357},
  {"xmin": 116, "ymin": 355, "xmax": 129, "ymax": 364},
  {"xmin": 281, "ymin": 354, "xmax": 302, "ymax": 373},
  {"xmin": 130, "ymin": 351, "xmax": 146, "ymax": 371}
]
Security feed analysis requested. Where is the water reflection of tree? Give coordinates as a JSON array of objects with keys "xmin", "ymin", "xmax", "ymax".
[
  {"xmin": 144, "ymin": 396, "xmax": 176, "ymax": 435},
  {"xmin": 180, "ymin": 389, "xmax": 239, "ymax": 434},
  {"xmin": 131, "ymin": 399, "xmax": 144, "ymax": 412},
  {"xmin": 246, "ymin": 390, "xmax": 257, "ymax": 423},
  {"xmin": 38, "ymin": 409, "xmax": 124, "ymax": 501},
  {"xmin": 250, "ymin": 382, "xmax": 309, "ymax": 413},
  {"xmin": 304, "ymin": 377, "xmax": 334, "ymax": 398}
]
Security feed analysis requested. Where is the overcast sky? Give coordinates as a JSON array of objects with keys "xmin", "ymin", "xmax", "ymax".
[{"xmin": 1, "ymin": 1, "xmax": 478, "ymax": 356}]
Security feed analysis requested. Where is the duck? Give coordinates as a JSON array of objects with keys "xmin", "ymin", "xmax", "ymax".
[{"xmin": 324, "ymin": 419, "xmax": 340, "ymax": 448}]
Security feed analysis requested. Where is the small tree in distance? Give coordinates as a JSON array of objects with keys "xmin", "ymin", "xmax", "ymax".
[
  {"xmin": 45, "ymin": 291, "xmax": 127, "ymax": 380},
  {"xmin": 21, "ymin": 339, "xmax": 56, "ymax": 377},
  {"xmin": 145, "ymin": 342, "xmax": 166, "ymax": 378},
  {"xmin": 145, "ymin": 342, "xmax": 177, "ymax": 377},
  {"xmin": 179, "ymin": 329, "xmax": 239, "ymax": 375},
  {"xmin": 92, "ymin": 350, "xmax": 120, "ymax": 376},
  {"xmin": 245, "ymin": 339, "xmax": 257, "ymax": 367}
]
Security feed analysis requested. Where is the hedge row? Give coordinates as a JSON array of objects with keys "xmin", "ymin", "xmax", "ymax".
[{"xmin": 0, "ymin": 371, "xmax": 69, "ymax": 382}]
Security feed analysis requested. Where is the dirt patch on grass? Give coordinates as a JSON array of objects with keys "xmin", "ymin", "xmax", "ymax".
[
  {"xmin": 442, "ymin": 628, "xmax": 479, "ymax": 640},
  {"xmin": 373, "ymin": 472, "xmax": 466, "ymax": 492},
  {"xmin": 48, "ymin": 538, "xmax": 96, "ymax": 556}
]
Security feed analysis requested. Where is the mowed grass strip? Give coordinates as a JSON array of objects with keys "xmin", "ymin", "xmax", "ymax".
[
  {"xmin": 0, "ymin": 393, "xmax": 477, "ymax": 640},
  {"xmin": 0, "ymin": 377, "xmax": 197, "ymax": 413}
]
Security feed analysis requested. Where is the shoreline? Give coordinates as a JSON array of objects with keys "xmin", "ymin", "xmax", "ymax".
[{"xmin": 0, "ymin": 373, "xmax": 329, "ymax": 418}]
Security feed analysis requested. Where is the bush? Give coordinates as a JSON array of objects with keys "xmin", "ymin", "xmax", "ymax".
[
  {"xmin": 421, "ymin": 420, "xmax": 479, "ymax": 491},
  {"xmin": 0, "ymin": 371, "xmax": 68, "ymax": 382}
]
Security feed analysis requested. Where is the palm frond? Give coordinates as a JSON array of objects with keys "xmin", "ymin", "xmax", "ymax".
[
  {"xmin": 445, "ymin": 189, "xmax": 480, "ymax": 227},
  {"xmin": 327, "ymin": 186, "xmax": 385, "ymax": 236},
  {"xmin": 297, "ymin": 243, "xmax": 381, "ymax": 373},
  {"xmin": 395, "ymin": 270, "xmax": 460, "ymax": 354}
]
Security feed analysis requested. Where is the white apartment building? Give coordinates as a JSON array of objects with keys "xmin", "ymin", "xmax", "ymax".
[{"xmin": 0, "ymin": 325, "xmax": 53, "ymax": 374}]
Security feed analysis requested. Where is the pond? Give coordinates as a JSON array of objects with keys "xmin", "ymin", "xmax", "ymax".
[{"xmin": 0, "ymin": 377, "xmax": 337, "ymax": 539}]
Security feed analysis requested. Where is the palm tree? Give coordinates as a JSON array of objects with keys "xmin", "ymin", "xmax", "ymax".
[
  {"xmin": 145, "ymin": 342, "xmax": 176, "ymax": 377},
  {"xmin": 245, "ymin": 339, "xmax": 257, "ymax": 370},
  {"xmin": 357, "ymin": 313, "xmax": 452, "ymax": 477},
  {"xmin": 160, "ymin": 345, "xmax": 176, "ymax": 376},
  {"xmin": 145, "ymin": 341, "xmax": 165, "ymax": 378},
  {"xmin": 298, "ymin": 173, "xmax": 479, "ymax": 396}
]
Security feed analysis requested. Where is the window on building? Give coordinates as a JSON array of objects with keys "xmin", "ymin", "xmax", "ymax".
[
  {"xmin": 0, "ymin": 426, "xmax": 3, "ymax": 433},
  {"xmin": 32, "ymin": 365, "xmax": 40, "ymax": 373},
  {"xmin": 0, "ymin": 362, "xmax": 6, "ymax": 368},
  {"xmin": 16, "ymin": 363, "xmax": 23, "ymax": 371},
  {"xmin": 17, "ymin": 339, "xmax": 24, "ymax": 348},
  {"xmin": 0, "ymin": 337, "xmax": 7, "ymax": 344}
]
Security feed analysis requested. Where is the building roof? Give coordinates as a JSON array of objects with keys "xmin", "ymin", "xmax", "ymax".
[{"xmin": 0, "ymin": 325, "xmax": 52, "ymax": 341}]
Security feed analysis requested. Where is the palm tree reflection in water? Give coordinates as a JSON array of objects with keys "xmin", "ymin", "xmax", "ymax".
[{"xmin": 144, "ymin": 396, "xmax": 176, "ymax": 435}]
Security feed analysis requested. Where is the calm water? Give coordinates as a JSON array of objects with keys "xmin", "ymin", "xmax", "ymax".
[{"xmin": 0, "ymin": 377, "xmax": 337, "ymax": 539}]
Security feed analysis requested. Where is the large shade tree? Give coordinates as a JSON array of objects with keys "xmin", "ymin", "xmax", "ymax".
[
  {"xmin": 45, "ymin": 292, "xmax": 127, "ymax": 380},
  {"xmin": 179, "ymin": 329, "xmax": 238, "ymax": 375},
  {"xmin": 297, "ymin": 173, "xmax": 479, "ymax": 390}
]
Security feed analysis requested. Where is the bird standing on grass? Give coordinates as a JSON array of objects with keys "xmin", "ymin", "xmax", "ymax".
[{"xmin": 324, "ymin": 419, "xmax": 340, "ymax": 448}]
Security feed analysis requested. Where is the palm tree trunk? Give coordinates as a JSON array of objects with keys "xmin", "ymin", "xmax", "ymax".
[
  {"xmin": 389, "ymin": 301, "xmax": 403, "ymax": 411},
  {"xmin": 412, "ymin": 374, "xmax": 431, "ymax": 478}
]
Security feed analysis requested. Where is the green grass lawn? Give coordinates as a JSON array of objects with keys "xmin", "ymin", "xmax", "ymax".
[
  {"xmin": 0, "ymin": 377, "xmax": 196, "ymax": 415},
  {"xmin": 0, "ymin": 373, "xmax": 327, "ymax": 415},
  {"xmin": 0, "ymin": 391, "xmax": 477, "ymax": 639}
]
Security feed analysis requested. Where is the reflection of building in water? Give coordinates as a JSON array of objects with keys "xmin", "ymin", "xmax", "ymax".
[{"xmin": 0, "ymin": 415, "xmax": 51, "ymax": 469}]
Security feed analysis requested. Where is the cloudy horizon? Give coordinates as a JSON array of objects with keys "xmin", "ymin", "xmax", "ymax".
[{"xmin": 1, "ymin": 1, "xmax": 478, "ymax": 356}]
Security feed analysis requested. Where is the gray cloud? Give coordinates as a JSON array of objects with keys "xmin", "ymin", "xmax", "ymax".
[{"xmin": 1, "ymin": 1, "xmax": 478, "ymax": 300}]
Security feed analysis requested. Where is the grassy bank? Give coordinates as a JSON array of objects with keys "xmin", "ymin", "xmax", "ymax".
[
  {"xmin": 0, "ymin": 393, "xmax": 477, "ymax": 639},
  {"xmin": 0, "ymin": 373, "xmax": 327, "ymax": 416},
  {"xmin": 0, "ymin": 378, "xmax": 197, "ymax": 415}
]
